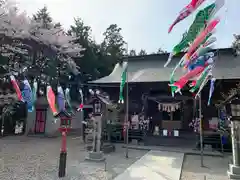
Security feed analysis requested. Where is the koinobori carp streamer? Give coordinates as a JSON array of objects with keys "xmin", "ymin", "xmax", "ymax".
[
  {"xmin": 168, "ymin": 0, "xmax": 206, "ymax": 33},
  {"xmin": 165, "ymin": 0, "xmax": 225, "ymax": 102},
  {"xmin": 165, "ymin": 0, "xmax": 224, "ymax": 67},
  {"xmin": 47, "ymin": 85, "xmax": 58, "ymax": 115}
]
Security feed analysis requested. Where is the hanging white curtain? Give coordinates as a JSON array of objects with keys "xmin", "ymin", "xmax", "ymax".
[{"xmin": 158, "ymin": 102, "xmax": 181, "ymax": 112}]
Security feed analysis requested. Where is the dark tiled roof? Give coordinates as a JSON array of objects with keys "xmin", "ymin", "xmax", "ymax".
[
  {"xmin": 121, "ymin": 48, "xmax": 235, "ymax": 62},
  {"xmin": 89, "ymin": 48, "xmax": 240, "ymax": 83}
]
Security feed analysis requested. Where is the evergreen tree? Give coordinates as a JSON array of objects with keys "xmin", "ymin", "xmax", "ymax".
[
  {"xmin": 129, "ymin": 49, "xmax": 136, "ymax": 56},
  {"xmin": 101, "ymin": 24, "xmax": 126, "ymax": 63},
  {"xmin": 233, "ymin": 34, "xmax": 240, "ymax": 56},
  {"xmin": 68, "ymin": 18, "xmax": 99, "ymax": 81},
  {"xmin": 69, "ymin": 19, "xmax": 123, "ymax": 81},
  {"xmin": 157, "ymin": 48, "xmax": 167, "ymax": 54},
  {"xmin": 33, "ymin": 6, "xmax": 53, "ymax": 29},
  {"xmin": 138, "ymin": 49, "xmax": 147, "ymax": 56}
]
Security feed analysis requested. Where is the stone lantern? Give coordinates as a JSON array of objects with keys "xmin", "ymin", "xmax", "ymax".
[
  {"xmin": 85, "ymin": 99, "xmax": 105, "ymax": 161},
  {"xmin": 56, "ymin": 111, "xmax": 72, "ymax": 178},
  {"xmin": 226, "ymin": 96, "xmax": 240, "ymax": 179}
]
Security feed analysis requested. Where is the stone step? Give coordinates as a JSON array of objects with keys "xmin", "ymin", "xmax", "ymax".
[
  {"xmin": 229, "ymin": 164, "xmax": 240, "ymax": 175},
  {"xmin": 227, "ymin": 171, "xmax": 240, "ymax": 179}
]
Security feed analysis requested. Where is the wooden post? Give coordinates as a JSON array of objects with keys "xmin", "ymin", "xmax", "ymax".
[{"xmin": 199, "ymin": 93, "xmax": 204, "ymax": 167}]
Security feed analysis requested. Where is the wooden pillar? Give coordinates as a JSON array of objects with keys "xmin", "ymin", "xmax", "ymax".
[
  {"xmin": 181, "ymin": 102, "xmax": 184, "ymax": 129},
  {"xmin": 160, "ymin": 108, "xmax": 163, "ymax": 129}
]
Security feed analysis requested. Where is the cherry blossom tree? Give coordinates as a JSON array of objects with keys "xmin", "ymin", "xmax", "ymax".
[
  {"xmin": 0, "ymin": 0, "xmax": 84, "ymax": 78},
  {"xmin": 0, "ymin": 1, "xmax": 84, "ymax": 134}
]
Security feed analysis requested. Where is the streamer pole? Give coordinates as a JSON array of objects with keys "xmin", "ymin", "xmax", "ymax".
[
  {"xmin": 125, "ymin": 43, "xmax": 129, "ymax": 159},
  {"xmin": 199, "ymin": 93, "xmax": 204, "ymax": 167}
]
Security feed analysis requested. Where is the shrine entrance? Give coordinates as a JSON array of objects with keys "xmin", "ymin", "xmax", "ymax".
[
  {"xmin": 143, "ymin": 94, "xmax": 196, "ymax": 147},
  {"xmin": 34, "ymin": 108, "xmax": 47, "ymax": 134}
]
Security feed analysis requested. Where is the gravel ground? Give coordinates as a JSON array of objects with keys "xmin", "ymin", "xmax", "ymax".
[
  {"xmin": 0, "ymin": 136, "xmax": 148, "ymax": 180},
  {"xmin": 180, "ymin": 154, "xmax": 230, "ymax": 180}
]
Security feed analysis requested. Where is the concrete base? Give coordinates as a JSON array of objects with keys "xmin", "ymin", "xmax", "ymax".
[
  {"xmin": 131, "ymin": 139, "xmax": 139, "ymax": 145},
  {"xmin": 86, "ymin": 144, "xmax": 93, "ymax": 151},
  {"xmin": 228, "ymin": 164, "xmax": 240, "ymax": 179},
  {"xmin": 87, "ymin": 143, "xmax": 115, "ymax": 153},
  {"xmin": 85, "ymin": 151, "xmax": 105, "ymax": 162},
  {"xmin": 102, "ymin": 143, "xmax": 115, "ymax": 153}
]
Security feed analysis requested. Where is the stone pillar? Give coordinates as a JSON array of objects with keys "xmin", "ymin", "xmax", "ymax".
[
  {"xmin": 96, "ymin": 115, "xmax": 102, "ymax": 152},
  {"xmin": 92, "ymin": 118, "xmax": 97, "ymax": 151},
  {"xmin": 85, "ymin": 115, "xmax": 105, "ymax": 162},
  {"xmin": 228, "ymin": 120, "xmax": 240, "ymax": 179},
  {"xmin": 25, "ymin": 111, "xmax": 35, "ymax": 135}
]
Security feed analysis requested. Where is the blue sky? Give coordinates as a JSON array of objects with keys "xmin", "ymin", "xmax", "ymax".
[{"xmin": 16, "ymin": 0, "xmax": 239, "ymax": 53}]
